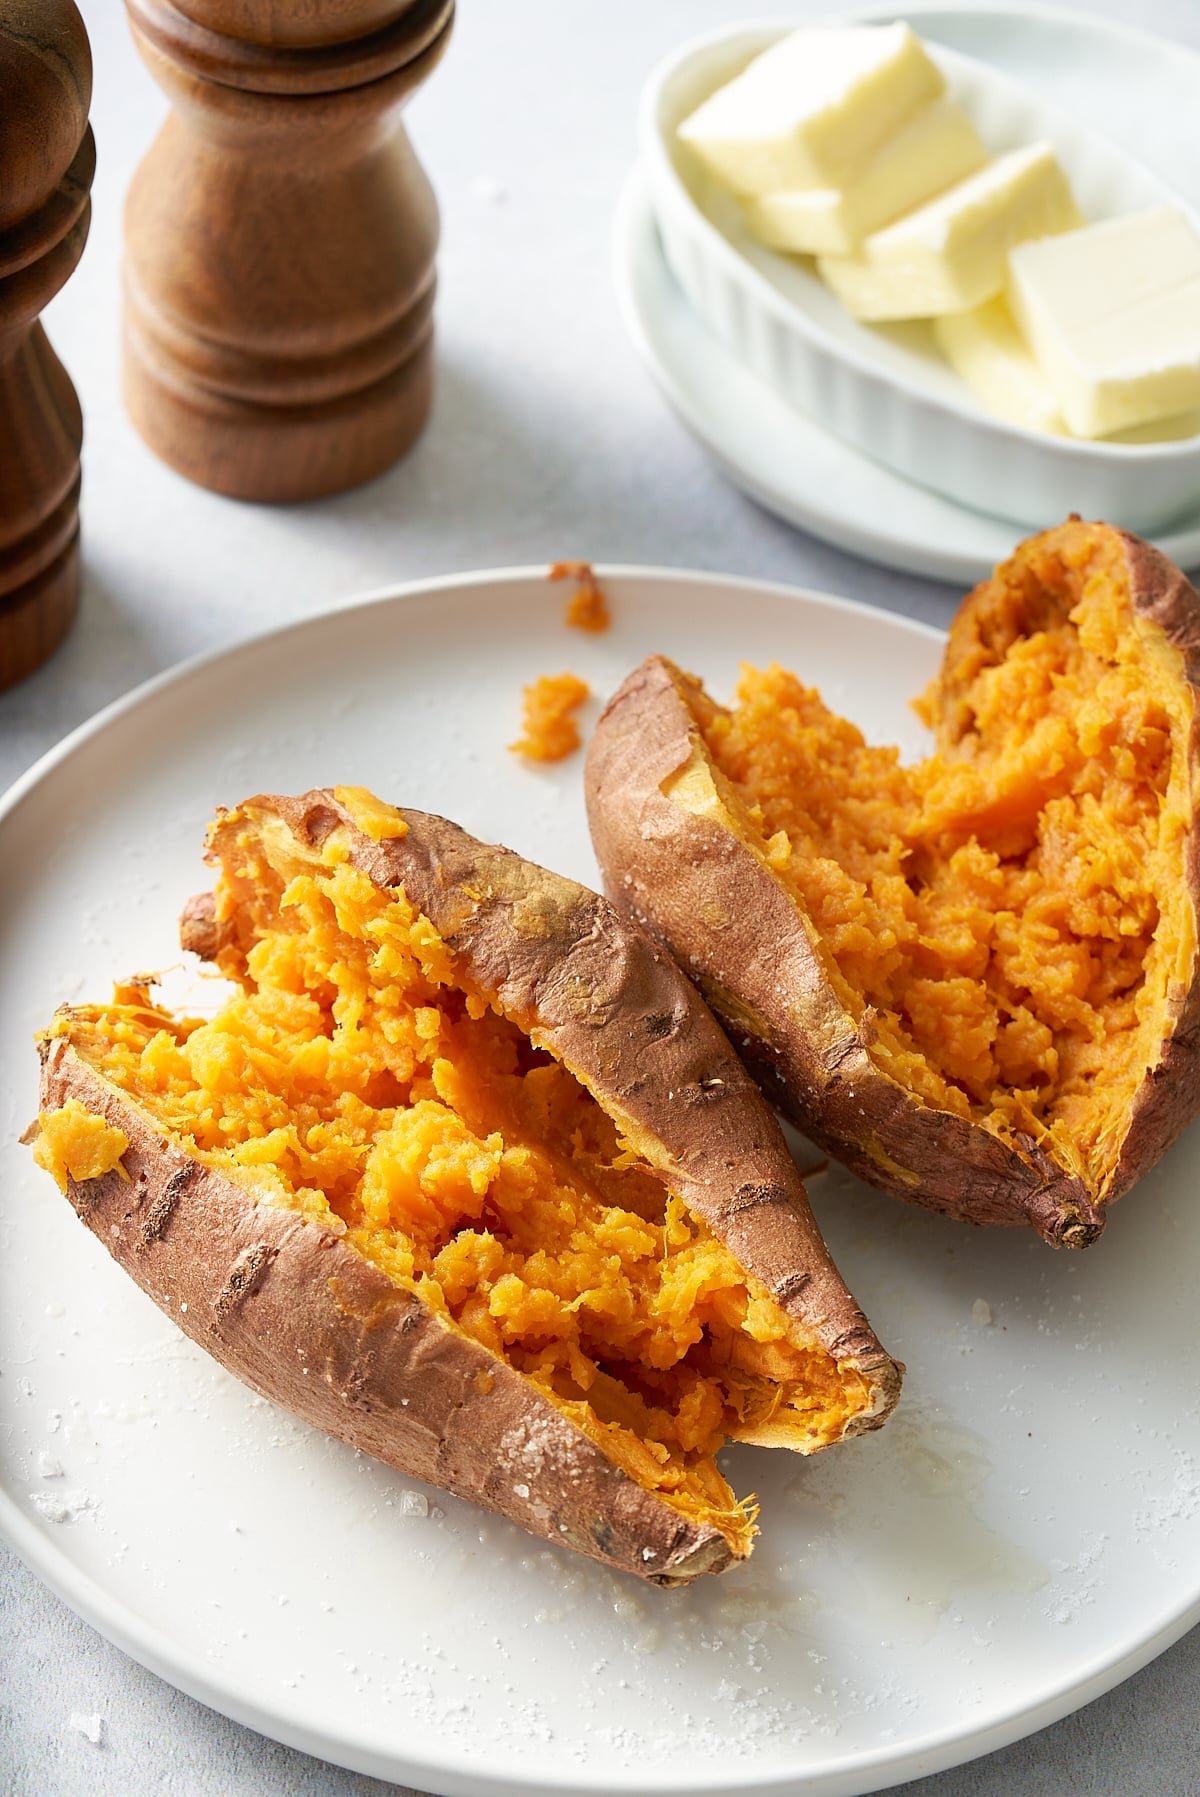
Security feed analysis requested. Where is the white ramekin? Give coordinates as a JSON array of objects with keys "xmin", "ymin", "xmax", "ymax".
[{"xmin": 641, "ymin": 19, "xmax": 1200, "ymax": 534}]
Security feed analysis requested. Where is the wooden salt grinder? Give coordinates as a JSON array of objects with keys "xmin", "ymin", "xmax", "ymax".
[
  {"xmin": 0, "ymin": 0, "xmax": 93, "ymax": 691},
  {"xmin": 122, "ymin": 0, "xmax": 454, "ymax": 503}
]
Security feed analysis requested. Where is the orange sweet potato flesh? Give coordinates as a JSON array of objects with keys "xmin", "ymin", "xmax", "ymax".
[
  {"xmin": 33, "ymin": 793, "xmax": 899, "ymax": 1584},
  {"xmin": 586, "ymin": 522, "xmax": 1200, "ymax": 1247}
]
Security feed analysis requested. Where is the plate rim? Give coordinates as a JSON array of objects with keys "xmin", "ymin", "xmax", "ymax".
[
  {"xmin": 4, "ymin": 563, "xmax": 1199, "ymax": 1794},
  {"xmin": 886, "ymin": 0, "xmax": 1200, "ymax": 71},
  {"xmin": 0, "ymin": 561, "xmax": 946, "ymax": 835}
]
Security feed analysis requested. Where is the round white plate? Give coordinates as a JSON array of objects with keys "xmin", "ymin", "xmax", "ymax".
[
  {"xmin": 613, "ymin": 4, "xmax": 1200, "ymax": 585},
  {"xmin": 3, "ymin": 567, "xmax": 1200, "ymax": 1797}
]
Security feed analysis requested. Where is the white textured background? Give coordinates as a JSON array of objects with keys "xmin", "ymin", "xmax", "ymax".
[{"xmin": 3, "ymin": 1, "xmax": 1200, "ymax": 1793}]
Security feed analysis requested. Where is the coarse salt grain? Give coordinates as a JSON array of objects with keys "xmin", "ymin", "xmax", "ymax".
[
  {"xmin": 397, "ymin": 1490, "xmax": 429, "ymax": 1518},
  {"xmin": 68, "ymin": 1712, "xmax": 105, "ymax": 1745},
  {"xmin": 29, "ymin": 1489, "xmax": 95, "ymax": 1524}
]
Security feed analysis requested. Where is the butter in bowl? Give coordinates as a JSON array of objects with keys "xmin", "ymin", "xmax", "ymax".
[{"xmin": 644, "ymin": 19, "xmax": 1200, "ymax": 530}]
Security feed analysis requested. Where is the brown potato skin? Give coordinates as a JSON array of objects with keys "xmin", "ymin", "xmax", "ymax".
[
  {"xmin": 40, "ymin": 796, "xmax": 899, "ymax": 1586},
  {"xmin": 42, "ymin": 1037, "xmax": 729, "ymax": 1585},
  {"xmin": 584, "ymin": 524, "xmax": 1200, "ymax": 1248}
]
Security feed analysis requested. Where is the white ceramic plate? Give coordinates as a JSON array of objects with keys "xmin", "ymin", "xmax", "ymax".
[
  {"xmin": 615, "ymin": 4, "xmax": 1200, "ymax": 583},
  {"xmin": 4, "ymin": 568, "xmax": 1200, "ymax": 1797}
]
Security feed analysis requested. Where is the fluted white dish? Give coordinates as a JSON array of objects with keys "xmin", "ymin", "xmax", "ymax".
[
  {"xmin": 614, "ymin": 165, "xmax": 1200, "ymax": 584},
  {"xmin": 642, "ymin": 17, "xmax": 1200, "ymax": 532}
]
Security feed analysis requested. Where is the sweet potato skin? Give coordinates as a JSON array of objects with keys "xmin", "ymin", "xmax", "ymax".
[
  {"xmin": 195, "ymin": 793, "xmax": 900, "ymax": 1389},
  {"xmin": 585, "ymin": 655, "xmax": 1097, "ymax": 1246},
  {"xmin": 40, "ymin": 1037, "xmax": 730, "ymax": 1585},
  {"xmin": 39, "ymin": 797, "xmax": 899, "ymax": 1585},
  {"xmin": 941, "ymin": 527, "xmax": 1200, "ymax": 1215},
  {"xmin": 584, "ymin": 525, "xmax": 1200, "ymax": 1248}
]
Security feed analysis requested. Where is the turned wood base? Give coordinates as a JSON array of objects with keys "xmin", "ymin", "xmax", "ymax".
[
  {"xmin": 123, "ymin": 304, "xmax": 435, "ymax": 504},
  {"xmin": 0, "ymin": 528, "xmax": 80, "ymax": 691},
  {"xmin": 0, "ymin": 0, "xmax": 93, "ymax": 689},
  {"xmin": 0, "ymin": 323, "xmax": 86, "ymax": 690},
  {"xmin": 121, "ymin": 0, "xmax": 450, "ymax": 505}
]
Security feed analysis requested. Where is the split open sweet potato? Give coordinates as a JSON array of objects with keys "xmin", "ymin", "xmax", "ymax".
[
  {"xmin": 586, "ymin": 521, "xmax": 1200, "ymax": 1247},
  {"xmin": 32, "ymin": 788, "xmax": 899, "ymax": 1584}
]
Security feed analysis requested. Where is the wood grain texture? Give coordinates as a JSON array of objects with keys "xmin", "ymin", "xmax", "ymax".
[
  {"xmin": 122, "ymin": 0, "xmax": 453, "ymax": 501},
  {"xmin": 0, "ymin": 0, "xmax": 93, "ymax": 689}
]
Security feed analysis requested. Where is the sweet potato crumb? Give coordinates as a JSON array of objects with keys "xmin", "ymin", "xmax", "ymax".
[
  {"xmin": 333, "ymin": 786, "xmax": 408, "ymax": 842},
  {"xmin": 550, "ymin": 561, "xmax": 611, "ymax": 633},
  {"xmin": 510, "ymin": 672, "xmax": 590, "ymax": 762},
  {"xmin": 32, "ymin": 1100, "xmax": 129, "ymax": 1192}
]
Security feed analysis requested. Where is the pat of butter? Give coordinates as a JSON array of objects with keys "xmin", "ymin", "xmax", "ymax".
[
  {"xmin": 1009, "ymin": 207, "xmax": 1200, "ymax": 438},
  {"xmin": 934, "ymin": 299, "xmax": 1066, "ymax": 434},
  {"xmin": 818, "ymin": 143, "xmax": 1081, "ymax": 321},
  {"xmin": 677, "ymin": 24, "xmax": 943, "ymax": 196},
  {"xmin": 744, "ymin": 99, "xmax": 987, "ymax": 256}
]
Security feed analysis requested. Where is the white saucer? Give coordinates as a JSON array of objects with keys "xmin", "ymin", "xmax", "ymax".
[{"xmin": 614, "ymin": 4, "xmax": 1200, "ymax": 585}]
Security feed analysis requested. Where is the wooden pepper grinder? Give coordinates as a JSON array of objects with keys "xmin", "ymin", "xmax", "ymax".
[
  {"xmin": 123, "ymin": 0, "xmax": 454, "ymax": 503},
  {"xmin": 0, "ymin": 0, "xmax": 93, "ymax": 691}
]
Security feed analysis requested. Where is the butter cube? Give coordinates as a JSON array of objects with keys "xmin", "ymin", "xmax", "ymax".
[
  {"xmin": 677, "ymin": 24, "xmax": 943, "ymax": 196},
  {"xmin": 1009, "ymin": 207, "xmax": 1200, "ymax": 438},
  {"xmin": 744, "ymin": 99, "xmax": 988, "ymax": 256},
  {"xmin": 817, "ymin": 144, "xmax": 1081, "ymax": 321},
  {"xmin": 934, "ymin": 298, "xmax": 1066, "ymax": 434}
]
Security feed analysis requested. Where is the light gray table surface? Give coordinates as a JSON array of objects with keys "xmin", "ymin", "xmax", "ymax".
[{"xmin": 3, "ymin": 1, "xmax": 1199, "ymax": 1792}]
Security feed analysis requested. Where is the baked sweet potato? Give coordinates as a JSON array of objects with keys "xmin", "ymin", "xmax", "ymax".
[
  {"xmin": 32, "ymin": 788, "xmax": 900, "ymax": 1585},
  {"xmin": 586, "ymin": 520, "xmax": 1200, "ymax": 1248}
]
